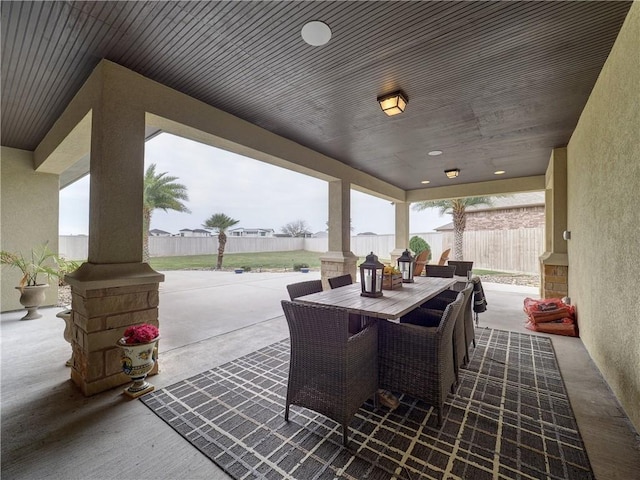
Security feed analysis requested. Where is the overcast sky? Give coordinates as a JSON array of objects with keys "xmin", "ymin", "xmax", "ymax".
[{"xmin": 59, "ymin": 133, "xmax": 447, "ymax": 236}]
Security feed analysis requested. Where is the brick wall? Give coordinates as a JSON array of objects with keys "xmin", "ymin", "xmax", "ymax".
[{"xmin": 466, "ymin": 206, "xmax": 544, "ymax": 230}]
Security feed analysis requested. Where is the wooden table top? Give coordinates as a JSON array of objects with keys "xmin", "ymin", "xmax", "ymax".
[{"xmin": 295, "ymin": 276, "xmax": 456, "ymax": 321}]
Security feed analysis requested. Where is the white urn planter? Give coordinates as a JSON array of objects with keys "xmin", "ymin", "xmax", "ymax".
[
  {"xmin": 56, "ymin": 308, "xmax": 73, "ymax": 366},
  {"xmin": 116, "ymin": 336, "xmax": 159, "ymax": 398},
  {"xmin": 15, "ymin": 284, "xmax": 49, "ymax": 320}
]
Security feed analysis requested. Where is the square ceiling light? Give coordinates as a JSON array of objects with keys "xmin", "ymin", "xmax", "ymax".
[{"xmin": 377, "ymin": 91, "xmax": 408, "ymax": 116}]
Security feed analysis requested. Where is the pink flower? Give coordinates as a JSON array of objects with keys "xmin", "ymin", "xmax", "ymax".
[{"xmin": 122, "ymin": 324, "xmax": 159, "ymax": 344}]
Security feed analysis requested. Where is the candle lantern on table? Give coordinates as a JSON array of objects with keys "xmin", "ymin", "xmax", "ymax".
[
  {"xmin": 359, "ymin": 252, "xmax": 384, "ymax": 297},
  {"xmin": 397, "ymin": 249, "xmax": 415, "ymax": 283}
]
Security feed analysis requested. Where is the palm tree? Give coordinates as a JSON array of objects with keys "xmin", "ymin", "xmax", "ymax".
[
  {"xmin": 143, "ymin": 164, "xmax": 190, "ymax": 262},
  {"xmin": 413, "ymin": 197, "xmax": 500, "ymax": 260},
  {"xmin": 203, "ymin": 213, "xmax": 240, "ymax": 269}
]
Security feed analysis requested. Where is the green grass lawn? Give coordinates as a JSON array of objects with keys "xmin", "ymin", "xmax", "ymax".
[
  {"xmin": 148, "ymin": 250, "xmax": 334, "ymax": 271},
  {"xmin": 148, "ymin": 251, "xmax": 527, "ymax": 277}
]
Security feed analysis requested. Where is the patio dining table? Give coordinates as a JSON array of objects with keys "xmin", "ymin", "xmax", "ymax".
[{"xmin": 295, "ymin": 276, "xmax": 456, "ymax": 322}]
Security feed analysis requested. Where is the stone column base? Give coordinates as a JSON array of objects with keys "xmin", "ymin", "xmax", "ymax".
[
  {"xmin": 390, "ymin": 248, "xmax": 407, "ymax": 266},
  {"xmin": 539, "ymin": 252, "xmax": 568, "ymax": 299},
  {"xmin": 319, "ymin": 251, "xmax": 359, "ymax": 290},
  {"xmin": 65, "ymin": 262, "xmax": 164, "ymax": 396}
]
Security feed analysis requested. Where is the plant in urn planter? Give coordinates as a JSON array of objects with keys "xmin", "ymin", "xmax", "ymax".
[
  {"xmin": 0, "ymin": 243, "xmax": 74, "ymax": 320},
  {"xmin": 116, "ymin": 324, "xmax": 160, "ymax": 398}
]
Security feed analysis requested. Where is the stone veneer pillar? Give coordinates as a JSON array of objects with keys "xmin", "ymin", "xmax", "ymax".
[
  {"xmin": 320, "ymin": 180, "xmax": 358, "ymax": 289},
  {"xmin": 539, "ymin": 147, "xmax": 569, "ymax": 299},
  {"xmin": 541, "ymin": 264, "xmax": 568, "ymax": 299},
  {"xmin": 66, "ymin": 264, "xmax": 164, "ymax": 396},
  {"xmin": 63, "ymin": 85, "xmax": 165, "ymax": 396}
]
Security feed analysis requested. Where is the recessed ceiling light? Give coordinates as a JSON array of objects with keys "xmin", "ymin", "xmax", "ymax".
[
  {"xmin": 428, "ymin": 150, "xmax": 443, "ymax": 156},
  {"xmin": 301, "ymin": 21, "xmax": 332, "ymax": 46},
  {"xmin": 421, "ymin": 180, "xmax": 430, "ymax": 184},
  {"xmin": 494, "ymin": 170, "xmax": 506, "ymax": 175}
]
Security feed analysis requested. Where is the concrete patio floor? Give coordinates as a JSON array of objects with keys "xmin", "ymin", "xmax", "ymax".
[{"xmin": 1, "ymin": 271, "xmax": 638, "ymax": 479}]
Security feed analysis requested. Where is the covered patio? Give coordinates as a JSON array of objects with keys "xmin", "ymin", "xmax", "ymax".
[
  {"xmin": 1, "ymin": 272, "xmax": 638, "ymax": 478},
  {"xmin": 1, "ymin": 1, "xmax": 639, "ymax": 477}
]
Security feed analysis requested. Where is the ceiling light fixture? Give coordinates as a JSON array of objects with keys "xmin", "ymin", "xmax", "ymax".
[
  {"xmin": 445, "ymin": 168, "xmax": 460, "ymax": 179},
  {"xmin": 428, "ymin": 150, "xmax": 443, "ymax": 156},
  {"xmin": 421, "ymin": 180, "xmax": 430, "ymax": 184},
  {"xmin": 301, "ymin": 21, "xmax": 332, "ymax": 46},
  {"xmin": 377, "ymin": 91, "xmax": 408, "ymax": 116},
  {"xmin": 494, "ymin": 170, "xmax": 506, "ymax": 175}
]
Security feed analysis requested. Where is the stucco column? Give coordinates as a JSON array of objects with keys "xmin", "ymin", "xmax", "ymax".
[
  {"xmin": 65, "ymin": 99, "xmax": 164, "ymax": 396},
  {"xmin": 320, "ymin": 180, "xmax": 358, "ymax": 289},
  {"xmin": 539, "ymin": 147, "xmax": 569, "ymax": 298},
  {"xmin": 88, "ymin": 103, "xmax": 145, "ymax": 262},
  {"xmin": 390, "ymin": 201, "xmax": 410, "ymax": 262}
]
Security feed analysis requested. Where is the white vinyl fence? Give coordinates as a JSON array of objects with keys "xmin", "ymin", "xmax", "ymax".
[{"xmin": 59, "ymin": 227, "xmax": 543, "ymax": 274}]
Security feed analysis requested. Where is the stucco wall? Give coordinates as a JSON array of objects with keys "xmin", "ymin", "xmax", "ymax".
[
  {"xmin": 1, "ymin": 147, "xmax": 60, "ymax": 312},
  {"xmin": 567, "ymin": 3, "xmax": 640, "ymax": 432}
]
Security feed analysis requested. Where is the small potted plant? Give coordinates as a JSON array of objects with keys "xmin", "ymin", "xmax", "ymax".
[
  {"xmin": 294, "ymin": 263, "xmax": 310, "ymax": 273},
  {"xmin": 0, "ymin": 242, "xmax": 70, "ymax": 320},
  {"xmin": 116, "ymin": 323, "xmax": 160, "ymax": 398}
]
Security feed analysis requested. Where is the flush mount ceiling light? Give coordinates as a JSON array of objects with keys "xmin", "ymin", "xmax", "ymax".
[
  {"xmin": 428, "ymin": 150, "xmax": 443, "ymax": 156},
  {"xmin": 445, "ymin": 168, "xmax": 460, "ymax": 179},
  {"xmin": 377, "ymin": 91, "xmax": 408, "ymax": 116},
  {"xmin": 421, "ymin": 180, "xmax": 430, "ymax": 184},
  {"xmin": 494, "ymin": 170, "xmax": 506, "ymax": 175},
  {"xmin": 301, "ymin": 21, "xmax": 332, "ymax": 46}
]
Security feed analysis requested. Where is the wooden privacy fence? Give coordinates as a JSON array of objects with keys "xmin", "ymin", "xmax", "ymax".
[
  {"xmin": 440, "ymin": 227, "xmax": 544, "ymax": 273},
  {"xmin": 59, "ymin": 227, "xmax": 543, "ymax": 274}
]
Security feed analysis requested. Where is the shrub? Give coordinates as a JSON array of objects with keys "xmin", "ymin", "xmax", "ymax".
[
  {"xmin": 409, "ymin": 236, "xmax": 432, "ymax": 262},
  {"xmin": 293, "ymin": 263, "xmax": 309, "ymax": 271},
  {"xmin": 240, "ymin": 266, "xmax": 251, "ymax": 272}
]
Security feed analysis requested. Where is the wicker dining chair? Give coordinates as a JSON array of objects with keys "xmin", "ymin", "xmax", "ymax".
[
  {"xmin": 447, "ymin": 260, "xmax": 474, "ymax": 277},
  {"xmin": 425, "ymin": 264, "xmax": 456, "ymax": 278},
  {"xmin": 326, "ymin": 274, "xmax": 370, "ymax": 334},
  {"xmin": 378, "ymin": 294, "xmax": 463, "ymax": 426},
  {"xmin": 422, "ymin": 282, "xmax": 476, "ymax": 362},
  {"xmin": 423, "ymin": 285, "xmax": 474, "ymax": 372},
  {"xmin": 400, "ymin": 284, "xmax": 472, "ymax": 381},
  {"xmin": 281, "ymin": 300, "xmax": 378, "ymax": 447},
  {"xmin": 286, "ymin": 280, "xmax": 323, "ymax": 300},
  {"xmin": 328, "ymin": 274, "xmax": 353, "ymax": 289}
]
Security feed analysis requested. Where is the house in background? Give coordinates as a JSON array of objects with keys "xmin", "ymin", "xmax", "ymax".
[
  {"xmin": 178, "ymin": 228, "xmax": 211, "ymax": 237},
  {"xmin": 434, "ymin": 192, "xmax": 545, "ymax": 232},
  {"xmin": 229, "ymin": 228, "xmax": 274, "ymax": 237},
  {"xmin": 149, "ymin": 228, "xmax": 172, "ymax": 237}
]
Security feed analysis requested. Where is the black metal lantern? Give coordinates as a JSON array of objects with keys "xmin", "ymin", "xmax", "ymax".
[
  {"xmin": 397, "ymin": 249, "xmax": 415, "ymax": 283},
  {"xmin": 359, "ymin": 252, "xmax": 384, "ymax": 297}
]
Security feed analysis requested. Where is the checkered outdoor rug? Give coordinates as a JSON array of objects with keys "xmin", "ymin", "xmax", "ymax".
[{"xmin": 141, "ymin": 328, "xmax": 593, "ymax": 479}]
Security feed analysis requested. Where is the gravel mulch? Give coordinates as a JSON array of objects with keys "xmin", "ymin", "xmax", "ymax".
[{"xmin": 477, "ymin": 275, "xmax": 540, "ymax": 288}]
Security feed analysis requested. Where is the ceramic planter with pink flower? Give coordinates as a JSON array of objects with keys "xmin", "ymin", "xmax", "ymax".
[{"xmin": 117, "ymin": 324, "xmax": 159, "ymax": 398}]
